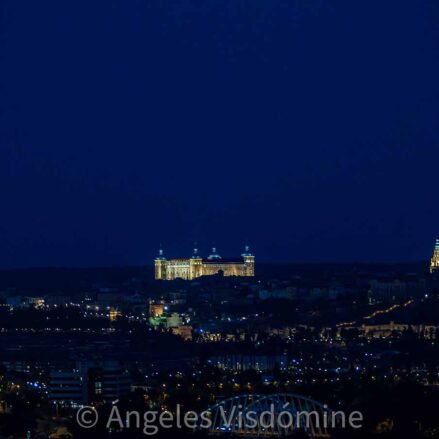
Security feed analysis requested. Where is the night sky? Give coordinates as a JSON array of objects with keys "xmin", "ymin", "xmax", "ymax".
[{"xmin": 1, "ymin": 0, "xmax": 438, "ymax": 268}]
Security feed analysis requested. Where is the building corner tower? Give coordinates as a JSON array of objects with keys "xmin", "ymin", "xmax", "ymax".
[
  {"xmin": 242, "ymin": 245, "xmax": 255, "ymax": 276},
  {"xmin": 189, "ymin": 245, "xmax": 203, "ymax": 280},
  {"xmin": 155, "ymin": 247, "xmax": 167, "ymax": 280}
]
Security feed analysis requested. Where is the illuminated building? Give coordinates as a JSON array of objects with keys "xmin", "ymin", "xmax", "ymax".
[
  {"xmin": 154, "ymin": 245, "xmax": 255, "ymax": 280},
  {"xmin": 49, "ymin": 360, "xmax": 130, "ymax": 405},
  {"xmin": 109, "ymin": 308, "xmax": 121, "ymax": 321},
  {"xmin": 430, "ymin": 238, "xmax": 439, "ymax": 273},
  {"xmin": 171, "ymin": 326, "xmax": 193, "ymax": 340},
  {"xmin": 148, "ymin": 301, "xmax": 168, "ymax": 326},
  {"xmin": 27, "ymin": 297, "xmax": 45, "ymax": 308},
  {"xmin": 149, "ymin": 302, "xmax": 165, "ymax": 318},
  {"xmin": 165, "ymin": 312, "xmax": 182, "ymax": 328}
]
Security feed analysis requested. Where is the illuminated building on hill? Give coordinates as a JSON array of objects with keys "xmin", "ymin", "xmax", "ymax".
[
  {"xmin": 431, "ymin": 238, "xmax": 439, "ymax": 273},
  {"xmin": 149, "ymin": 302, "xmax": 165, "ymax": 318},
  {"xmin": 154, "ymin": 245, "xmax": 255, "ymax": 280}
]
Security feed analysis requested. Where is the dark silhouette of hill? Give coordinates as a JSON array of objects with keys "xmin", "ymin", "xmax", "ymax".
[{"xmin": 0, "ymin": 261, "xmax": 428, "ymax": 294}]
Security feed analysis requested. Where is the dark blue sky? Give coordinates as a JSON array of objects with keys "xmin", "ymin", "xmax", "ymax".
[{"xmin": 0, "ymin": 0, "xmax": 438, "ymax": 267}]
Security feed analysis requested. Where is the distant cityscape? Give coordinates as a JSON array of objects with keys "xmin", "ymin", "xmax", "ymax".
[
  {"xmin": 3, "ymin": 0, "xmax": 439, "ymax": 435},
  {"xmin": 0, "ymin": 239, "xmax": 438, "ymax": 437}
]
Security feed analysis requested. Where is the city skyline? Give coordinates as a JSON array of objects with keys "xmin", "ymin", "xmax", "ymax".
[{"xmin": 1, "ymin": 1, "xmax": 439, "ymax": 438}]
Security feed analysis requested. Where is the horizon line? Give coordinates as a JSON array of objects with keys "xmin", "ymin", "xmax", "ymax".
[{"xmin": 0, "ymin": 259, "xmax": 430, "ymax": 272}]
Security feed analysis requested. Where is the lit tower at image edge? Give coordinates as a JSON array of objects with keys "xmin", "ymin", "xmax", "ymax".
[
  {"xmin": 154, "ymin": 245, "xmax": 255, "ymax": 280},
  {"xmin": 430, "ymin": 238, "xmax": 439, "ymax": 273}
]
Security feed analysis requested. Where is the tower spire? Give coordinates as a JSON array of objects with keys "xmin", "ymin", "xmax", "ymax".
[
  {"xmin": 242, "ymin": 244, "xmax": 252, "ymax": 256},
  {"xmin": 192, "ymin": 242, "xmax": 201, "ymax": 259},
  {"xmin": 430, "ymin": 238, "xmax": 439, "ymax": 273},
  {"xmin": 156, "ymin": 244, "xmax": 165, "ymax": 260},
  {"xmin": 208, "ymin": 246, "xmax": 221, "ymax": 260}
]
